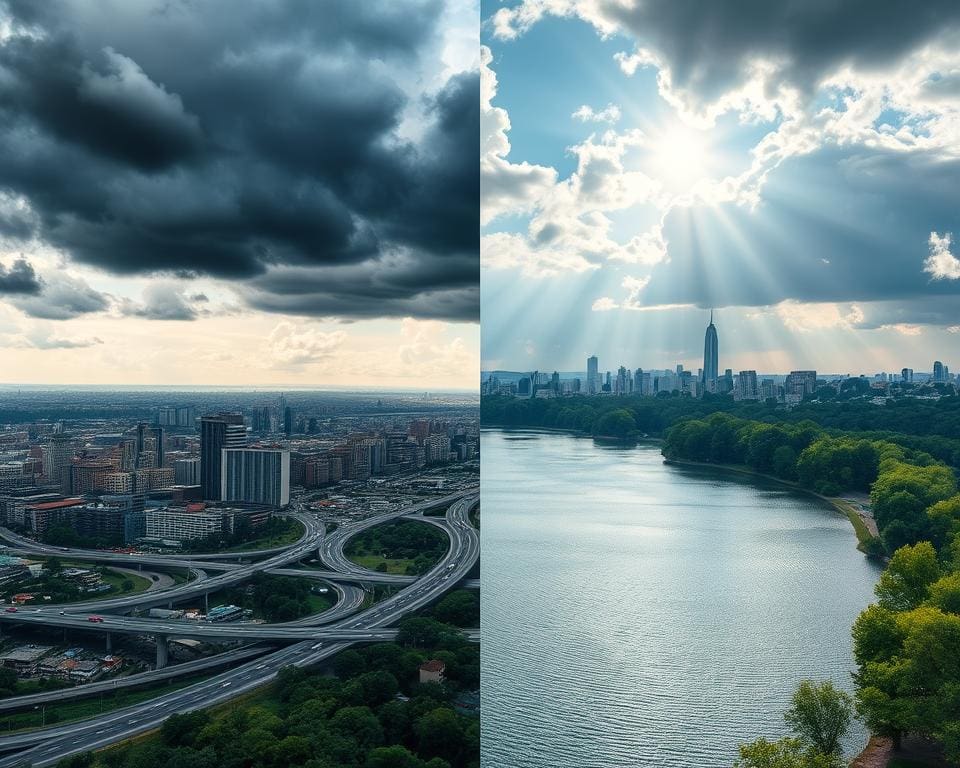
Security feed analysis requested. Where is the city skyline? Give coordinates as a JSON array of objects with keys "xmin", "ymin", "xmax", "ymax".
[
  {"xmin": 0, "ymin": 1, "xmax": 480, "ymax": 389},
  {"xmin": 480, "ymin": 1, "xmax": 960, "ymax": 375},
  {"xmin": 482, "ymin": 310, "xmax": 956, "ymax": 380}
]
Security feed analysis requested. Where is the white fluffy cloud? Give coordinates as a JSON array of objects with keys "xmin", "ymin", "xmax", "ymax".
[
  {"xmin": 773, "ymin": 301, "xmax": 866, "ymax": 333},
  {"xmin": 481, "ymin": 45, "xmax": 556, "ymax": 225},
  {"xmin": 924, "ymin": 231, "xmax": 960, "ymax": 279},
  {"xmin": 572, "ymin": 103, "xmax": 621, "ymax": 123},
  {"xmin": 268, "ymin": 322, "xmax": 348, "ymax": 368}
]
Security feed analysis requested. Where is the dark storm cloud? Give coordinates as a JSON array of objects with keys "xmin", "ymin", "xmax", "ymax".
[
  {"xmin": 0, "ymin": 0, "xmax": 478, "ymax": 321},
  {"xmin": 644, "ymin": 148, "xmax": 960, "ymax": 324},
  {"xmin": 0, "ymin": 257, "xmax": 42, "ymax": 295},
  {"xmin": 11, "ymin": 273, "xmax": 110, "ymax": 319},
  {"xmin": 602, "ymin": 0, "xmax": 960, "ymax": 103}
]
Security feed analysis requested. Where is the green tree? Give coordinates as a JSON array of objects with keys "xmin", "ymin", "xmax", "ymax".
[
  {"xmin": 161, "ymin": 711, "xmax": 211, "ymax": 748},
  {"xmin": 433, "ymin": 591, "xmax": 479, "ymax": 627},
  {"xmin": 328, "ymin": 706, "xmax": 384, "ymax": 755},
  {"xmin": 365, "ymin": 746, "xmax": 424, "ymax": 768},
  {"xmin": 415, "ymin": 707, "xmax": 464, "ymax": 763},
  {"xmin": 782, "ymin": 680, "xmax": 853, "ymax": 757},
  {"xmin": 928, "ymin": 571, "xmax": 960, "ymax": 613},
  {"xmin": 593, "ymin": 409, "xmax": 636, "ymax": 439},
  {"xmin": 733, "ymin": 738, "xmax": 839, "ymax": 768},
  {"xmin": 874, "ymin": 541, "xmax": 940, "ymax": 611},
  {"xmin": 333, "ymin": 650, "xmax": 366, "ymax": 679}
]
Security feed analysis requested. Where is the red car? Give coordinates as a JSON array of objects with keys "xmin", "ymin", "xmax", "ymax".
[
  {"xmin": 4, "ymin": 606, "xmax": 17, "ymax": 613},
  {"xmin": 87, "ymin": 615, "xmax": 104, "ymax": 623}
]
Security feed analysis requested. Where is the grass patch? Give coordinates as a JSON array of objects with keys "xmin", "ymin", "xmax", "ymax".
[
  {"xmin": 469, "ymin": 506, "xmax": 480, "ymax": 529},
  {"xmin": 345, "ymin": 519, "xmax": 447, "ymax": 576},
  {"xmin": 219, "ymin": 518, "xmax": 305, "ymax": 553},
  {"xmin": 347, "ymin": 554, "xmax": 417, "ymax": 575},
  {"xmin": 97, "ymin": 567, "xmax": 153, "ymax": 596},
  {"xmin": 831, "ymin": 498, "xmax": 875, "ymax": 548},
  {"xmin": 305, "ymin": 591, "xmax": 335, "ymax": 614}
]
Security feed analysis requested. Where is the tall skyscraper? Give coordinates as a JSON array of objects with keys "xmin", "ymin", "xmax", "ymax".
[
  {"xmin": 702, "ymin": 310, "xmax": 719, "ymax": 388},
  {"xmin": 933, "ymin": 360, "xmax": 945, "ymax": 382},
  {"xmin": 200, "ymin": 414, "xmax": 246, "ymax": 500},
  {"xmin": 222, "ymin": 448, "xmax": 290, "ymax": 508},
  {"xmin": 587, "ymin": 355, "xmax": 599, "ymax": 394},
  {"xmin": 283, "ymin": 406, "xmax": 293, "ymax": 436}
]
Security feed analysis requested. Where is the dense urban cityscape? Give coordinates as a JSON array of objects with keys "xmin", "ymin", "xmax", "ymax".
[{"xmin": 0, "ymin": 390, "xmax": 480, "ymax": 766}]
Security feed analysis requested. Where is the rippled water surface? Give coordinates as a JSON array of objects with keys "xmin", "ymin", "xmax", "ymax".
[{"xmin": 480, "ymin": 429, "xmax": 881, "ymax": 768}]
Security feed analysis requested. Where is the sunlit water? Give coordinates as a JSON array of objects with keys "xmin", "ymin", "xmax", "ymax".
[{"xmin": 480, "ymin": 429, "xmax": 881, "ymax": 768}]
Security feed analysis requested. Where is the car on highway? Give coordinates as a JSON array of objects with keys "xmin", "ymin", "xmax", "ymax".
[
  {"xmin": 87, "ymin": 615, "xmax": 104, "ymax": 623},
  {"xmin": 4, "ymin": 606, "xmax": 16, "ymax": 612}
]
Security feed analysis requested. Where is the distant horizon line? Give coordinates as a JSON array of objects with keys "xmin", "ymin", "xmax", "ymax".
[{"xmin": 0, "ymin": 383, "xmax": 480, "ymax": 394}]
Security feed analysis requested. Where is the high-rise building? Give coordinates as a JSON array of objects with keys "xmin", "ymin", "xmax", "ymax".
[
  {"xmin": 174, "ymin": 458, "xmax": 201, "ymax": 486},
  {"xmin": 702, "ymin": 310, "xmax": 719, "ymax": 388},
  {"xmin": 200, "ymin": 414, "xmax": 246, "ymax": 501},
  {"xmin": 283, "ymin": 406, "xmax": 293, "ymax": 436},
  {"xmin": 901, "ymin": 367, "xmax": 914, "ymax": 383},
  {"xmin": 43, "ymin": 434, "xmax": 74, "ymax": 493},
  {"xmin": 221, "ymin": 448, "xmax": 290, "ymax": 508},
  {"xmin": 70, "ymin": 459, "xmax": 115, "ymax": 495},
  {"xmin": 933, "ymin": 360, "xmax": 945, "ymax": 382},
  {"xmin": 587, "ymin": 356, "xmax": 599, "ymax": 395},
  {"xmin": 735, "ymin": 370, "xmax": 759, "ymax": 401},
  {"xmin": 785, "ymin": 370, "xmax": 818, "ymax": 399}
]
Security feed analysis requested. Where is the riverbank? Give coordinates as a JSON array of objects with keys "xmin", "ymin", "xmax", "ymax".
[
  {"xmin": 482, "ymin": 428, "xmax": 880, "ymax": 767},
  {"xmin": 482, "ymin": 423, "xmax": 664, "ymax": 444},
  {"xmin": 662, "ymin": 457, "xmax": 881, "ymax": 556}
]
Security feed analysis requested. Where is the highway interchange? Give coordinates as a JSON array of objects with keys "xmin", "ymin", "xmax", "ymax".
[{"xmin": 0, "ymin": 489, "xmax": 479, "ymax": 767}]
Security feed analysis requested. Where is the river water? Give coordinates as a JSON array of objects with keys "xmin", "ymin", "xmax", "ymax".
[{"xmin": 480, "ymin": 429, "xmax": 881, "ymax": 768}]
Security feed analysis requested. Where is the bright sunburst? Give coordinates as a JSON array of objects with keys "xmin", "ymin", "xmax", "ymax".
[{"xmin": 645, "ymin": 121, "xmax": 714, "ymax": 191}]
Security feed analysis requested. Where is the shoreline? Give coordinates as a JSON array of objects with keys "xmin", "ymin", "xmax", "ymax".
[
  {"xmin": 481, "ymin": 423, "xmax": 664, "ymax": 444},
  {"xmin": 662, "ymin": 457, "xmax": 881, "ymax": 556},
  {"xmin": 483, "ymin": 425, "xmax": 878, "ymax": 555}
]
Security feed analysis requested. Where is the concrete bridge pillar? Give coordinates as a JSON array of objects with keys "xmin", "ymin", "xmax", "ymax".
[
  {"xmin": 156, "ymin": 634, "xmax": 169, "ymax": 669},
  {"xmin": 204, "ymin": 592, "xmax": 209, "ymax": 613},
  {"xmin": 105, "ymin": 632, "xmax": 112, "ymax": 653}
]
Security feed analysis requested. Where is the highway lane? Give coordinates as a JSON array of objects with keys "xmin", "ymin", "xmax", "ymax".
[
  {"xmin": 0, "ymin": 495, "xmax": 473, "ymax": 640},
  {"xmin": 0, "ymin": 609, "xmax": 402, "ymax": 642},
  {"xmin": 266, "ymin": 566, "xmax": 415, "ymax": 585},
  {"xmin": 0, "ymin": 491, "xmax": 479, "ymax": 766},
  {"xmin": 0, "ymin": 512, "xmax": 326, "ymax": 617},
  {"xmin": 316, "ymin": 489, "xmax": 476, "ymax": 580},
  {"xmin": 0, "ymin": 580, "xmax": 362, "ymax": 714},
  {"xmin": 0, "ymin": 645, "xmax": 271, "ymax": 714}
]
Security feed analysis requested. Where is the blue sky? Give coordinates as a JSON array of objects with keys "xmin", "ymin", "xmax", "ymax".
[{"xmin": 481, "ymin": 1, "xmax": 960, "ymax": 376}]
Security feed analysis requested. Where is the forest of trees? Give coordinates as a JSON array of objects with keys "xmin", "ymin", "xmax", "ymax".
[
  {"xmin": 481, "ymin": 393, "xmax": 960, "ymax": 465},
  {"xmin": 58, "ymin": 617, "xmax": 479, "ymax": 768}
]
